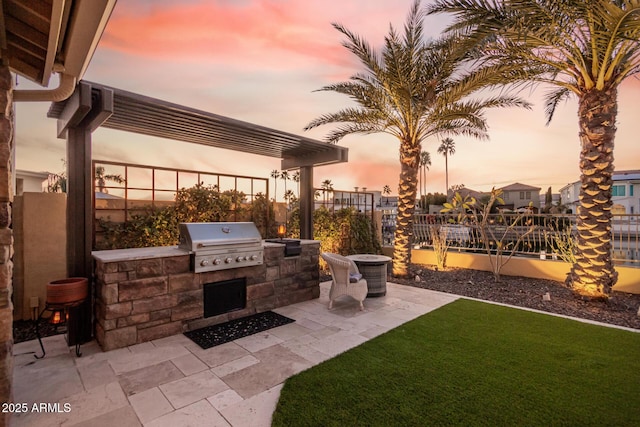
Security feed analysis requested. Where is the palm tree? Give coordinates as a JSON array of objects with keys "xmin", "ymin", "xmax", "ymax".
[
  {"xmin": 305, "ymin": 0, "xmax": 529, "ymax": 276},
  {"xmin": 429, "ymin": 0, "xmax": 640, "ymax": 298},
  {"xmin": 292, "ymin": 171, "xmax": 301, "ymax": 197},
  {"xmin": 270, "ymin": 169, "xmax": 280, "ymax": 202},
  {"xmin": 320, "ymin": 179, "xmax": 333, "ymax": 206},
  {"xmin": 94, "ymin": 166, "xmax": 124, "ymax": 193},
  {"xmin": 419, "ymin": 151, "xmax": 431, "ymax": 203},
  {"xmin": 284, "ymin": 189, "xmax": 295, "ymax": 204},
  {"xmin": 437, "ymin": 138, "xmax": 455, "ymax": 197},
  {"xmin": 383, "ymin": 184, "xmax": 392, "ymax": 206},
  {"xmin": 281, "ymin": 170, "xmax": 290, "ymax": 204}
]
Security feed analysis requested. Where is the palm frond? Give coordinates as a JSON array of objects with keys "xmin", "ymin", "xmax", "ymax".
[
  {"xmin": 543, "ymin": 86, "xmax": 573, "ymax": 125},
  {"xmin": 322, "ymin": 122, "xmax": 391, "ymax": 144},
  {"xmin": 331, "ymin": 22, "xmax": 383, "ymax": 79},
  {"xmin": 428, "ymin": 0, "xmax": 640, "ymax": 109}
]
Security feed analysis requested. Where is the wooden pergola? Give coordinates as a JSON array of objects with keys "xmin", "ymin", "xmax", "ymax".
[{"xmin": 47, "ymin": 80, "xmax": 349, "ymax": 279}]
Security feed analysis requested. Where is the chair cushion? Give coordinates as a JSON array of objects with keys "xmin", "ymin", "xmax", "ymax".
[{"xmin": 349, "ymin": 273, "xmax": 363, "ymax": 283}]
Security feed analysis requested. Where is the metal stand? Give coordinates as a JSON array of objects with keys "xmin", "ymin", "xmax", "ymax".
[{"xmin": 34, "ymin": 300, "xmax": 84, "ymax": 359}]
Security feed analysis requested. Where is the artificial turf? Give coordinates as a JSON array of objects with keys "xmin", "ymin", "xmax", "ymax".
[{"xmin": 272, "ymin": 299, "xmax": 640, "ymax": 426}]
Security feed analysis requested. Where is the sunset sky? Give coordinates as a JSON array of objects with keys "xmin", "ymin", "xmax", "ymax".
[{"xmin": 14, "ymin": 0, "xmax": 640, "ymax": 200}]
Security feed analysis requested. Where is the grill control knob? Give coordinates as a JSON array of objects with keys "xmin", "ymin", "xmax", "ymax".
[
  {"xmin": 250, "ymin": 254, "xmax": 258, "ymax": 261},
  {"xmin": 236, "ymin": 256, "xmax": 245, "ymax": 262},
  {"xmin": 213, "ymin": 258, "xmax": 222, "ymax": 265},
  {"xmin": 225, "ymin": 257, "xmax": 233, "ymax": 264},
  {"xmin": 200, "ymin": 259, "xmax": 210, "ymax": 266}
]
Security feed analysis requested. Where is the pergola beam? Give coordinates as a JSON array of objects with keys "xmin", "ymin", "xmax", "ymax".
[{"xmin": 281, "ymin": 146, "xmax": 348, "ymax": 169}]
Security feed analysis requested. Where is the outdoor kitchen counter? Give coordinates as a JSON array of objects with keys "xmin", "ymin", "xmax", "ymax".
[
  {"xmin": 263, "ymin": 239, "xmax": 317, "ymax": 247},
  {"xmin": 92, "ymin": 240, "xmax": 318, "ymax": 262},
  {"xmin": 92, "ymin": 240, "xmax": 321, "ymax": 351},
  {"xmin": 92, "ymin": 246, "xmax": 187, "ymax": 262}
]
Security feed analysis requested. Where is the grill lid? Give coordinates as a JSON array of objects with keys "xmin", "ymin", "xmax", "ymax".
[{"xmin": 178, "ymin": 222, "xmax": 262, "ymax": 251}]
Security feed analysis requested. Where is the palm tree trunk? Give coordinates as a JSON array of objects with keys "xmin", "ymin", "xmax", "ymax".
[
  {"xmin": 392, "ymin": 142, "xmax": 420, "ymax": 277},
  {"xmin": 444, "ymin": 154, "xmax": 449, "ymax": 196},
  {"xmin": 418, "ymin": 166, "xmax": 422, "ymax": 201},
  {"xmin": 568, "ymin": 88, "xmax": 618, "ymax": 298},
  {"xmin": 423, "ymin": 165, "xmax": 427, "ymax": 199}
]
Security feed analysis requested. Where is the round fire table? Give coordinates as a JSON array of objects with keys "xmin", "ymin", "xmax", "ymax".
[{"xmin": 346, "ymin": 254, "xmax": 392, "ymax": 297}]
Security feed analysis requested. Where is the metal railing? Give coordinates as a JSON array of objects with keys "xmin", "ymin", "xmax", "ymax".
[
  {"xmin": 314, "ymin": 189, "xmax": 375, "ymax": 224},
  {"xmin": 382, "ymin": 213, "xmax": 640, "ymax": 267}
]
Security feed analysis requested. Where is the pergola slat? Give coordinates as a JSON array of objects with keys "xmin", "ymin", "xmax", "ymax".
[{"xmin": 49, "ymin": 81, "xmax": 346, "ymax": 167}]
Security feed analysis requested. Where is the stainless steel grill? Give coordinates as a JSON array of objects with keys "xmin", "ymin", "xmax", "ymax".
[{"xmin": 178, "ymin": 222, "xmax": 264, "ymax": 273}]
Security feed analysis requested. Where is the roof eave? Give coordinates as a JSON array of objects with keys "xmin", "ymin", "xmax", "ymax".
[
  {"xmin": 57, "ymin": 0, "xmax": 116, "ymax": 83},
  {"xmin": 2, "ymin": 0, "xmax": 117, "ymax": 86}
]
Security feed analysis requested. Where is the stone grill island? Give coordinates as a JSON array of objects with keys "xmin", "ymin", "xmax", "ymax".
[{"xmin": 92, "ymin": 240, "xmax": 320, "ymax": 350}]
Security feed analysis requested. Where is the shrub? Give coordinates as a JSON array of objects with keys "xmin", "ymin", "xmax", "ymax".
[
  {"xmin": 97, "ymin": 183, "xmax": 254, "ymax": 249},
  {"xmin": 97, "ymin": 205, "xmax": 178, "ymax": 249},
  {"xmin": 443, "ymin": 188, "xmax": 536, "ymax": 282},
  {"xmin": 430, "ymin": 224, "xmax": 449, "ymax": 270},
  {"xmin": 174, "ymin": 183, "xmax": 244, "ymax": 222},
  {"xmin": 287, "ymin": 206, "xmax": 381, "ymax": 267},
  {"xmin": 250, "ymin": 192, "xmax": 278, "ymax": 238}
]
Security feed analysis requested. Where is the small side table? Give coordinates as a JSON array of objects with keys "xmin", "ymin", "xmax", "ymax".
[{"xmin": 347, "ymin": 254, "xmax": 392, "ymax": 297}]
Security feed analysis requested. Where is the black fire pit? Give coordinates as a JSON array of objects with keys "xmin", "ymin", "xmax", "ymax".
[{"xmin": 265, "ymin": 238, "xmax": 302, "ymax": 257}]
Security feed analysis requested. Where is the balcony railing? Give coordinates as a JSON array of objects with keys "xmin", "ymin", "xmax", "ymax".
[{"xmin": 381, "ymin": 213, "xmax": 640, "ymax": 267}]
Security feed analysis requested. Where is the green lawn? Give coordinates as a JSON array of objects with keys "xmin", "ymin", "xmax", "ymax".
[{"xmin": 272, "ymin": 299, "xmax": 640, "ymax": 426}]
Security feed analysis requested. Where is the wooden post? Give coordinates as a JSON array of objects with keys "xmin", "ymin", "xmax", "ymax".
[
  {"xmin": 299, "ymin": 166, "xmax": 314, "ymax": 240},
  {"xmin": 59, "ymin": 84, "xmax": 113, "ymax": 343}
]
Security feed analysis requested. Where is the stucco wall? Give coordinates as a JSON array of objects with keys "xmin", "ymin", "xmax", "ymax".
[{"xmin": 13, "ymin": 192, "xmax": 67, "ymax": 320}]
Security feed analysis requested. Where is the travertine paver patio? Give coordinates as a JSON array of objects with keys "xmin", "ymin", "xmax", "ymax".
[{"xmin": 11, "ymin": 282, "xmax": 458, "ymax": 427}]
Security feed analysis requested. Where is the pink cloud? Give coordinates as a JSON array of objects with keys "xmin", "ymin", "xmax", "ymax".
[{"xmin": 100, "ymin": 0, "xmax": 357, "ymax": 71}]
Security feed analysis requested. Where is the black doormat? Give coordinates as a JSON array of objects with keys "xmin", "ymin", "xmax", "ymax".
[{"xmin": 184, "ymin": 311, "xmax": 295, "ymax": 349}]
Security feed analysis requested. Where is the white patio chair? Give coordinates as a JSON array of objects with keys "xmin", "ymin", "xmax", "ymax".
[{"xmin": 321, "ymin": 253, "xmax": 368, "ymax": 310}]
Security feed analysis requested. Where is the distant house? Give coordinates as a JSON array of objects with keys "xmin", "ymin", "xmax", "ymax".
[
  {"xmin": 498, "ymin": 183, "xmax": 541, "ymax": 212},
  {"xmin": 15, "ymin": 170, "xmax": 49, "ymax": 195},
  {"xmin": 559, "ymin": 181, "xmax": 581, "ymax": 213},
  {"xmin": 610, "ymin": 170, "xmax": 640, "ymax": 215},
  {"xmin": 560, "ymin": 170, "xmax": 640, "ymax": 215},
  {"xmin": 447, "ymin": 186, "xmax": 485, "ymax": 202}
]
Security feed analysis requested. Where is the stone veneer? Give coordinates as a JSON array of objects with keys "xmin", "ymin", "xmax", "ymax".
[
  {"xmin": 93, "ymin": 240, "xmax": 320, "ymax": 351},
  {"xmin": 0, "ymin": 62, "xmax": 14, "ymax": 426}
]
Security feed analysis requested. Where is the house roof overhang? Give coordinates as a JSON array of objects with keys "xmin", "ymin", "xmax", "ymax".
[
  {"xmin": 0, "ymin": 0, "xmax": 116, "ymax": 86},
  {"xmin": 47, "ymin": 80, "xmax": 348, "ymax": 170}
]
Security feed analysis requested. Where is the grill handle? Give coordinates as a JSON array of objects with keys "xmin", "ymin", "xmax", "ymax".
[{"xmin": 196, "ymin": 238, "xmax": 260, "ymax": 248}]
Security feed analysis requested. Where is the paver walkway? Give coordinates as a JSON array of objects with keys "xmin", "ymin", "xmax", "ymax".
[{"xmin": 11, "ymin": 282, "xmax": 458, "ymax": 427}]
